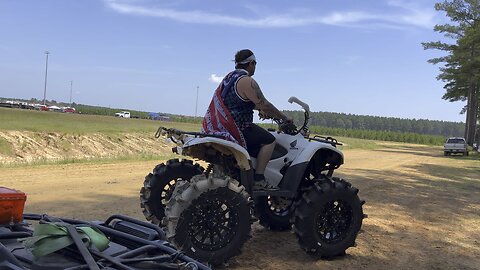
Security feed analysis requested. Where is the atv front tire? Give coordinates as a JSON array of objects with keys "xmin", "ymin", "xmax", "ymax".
[
  {"xmin": 165, "ymin": 175, "xmax": 252, "ymax": 266},
  {"xmin": 294, "ymin": 177, "xmax": 364, "ymax": 258},
  {"xmin": 140, "ymin": 159, "xmax": 204, "ymax": 225}
]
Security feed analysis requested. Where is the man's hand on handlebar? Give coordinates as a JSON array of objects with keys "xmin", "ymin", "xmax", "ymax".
[
  {"xmin": 279, "ymin": 119, "xmax": 297, "ymax": 135},
  {"xmin": 257, "ymin": 110, "xmax": 297, "ymax": 134},
  {"xmin": 258, "ymin": 110, "xmax": 269, "ymax": 120}
]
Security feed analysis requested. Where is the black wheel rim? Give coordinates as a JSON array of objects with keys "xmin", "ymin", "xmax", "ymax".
[
  {"xmin": 187, "ymin": 191, "xmax": 239, "ymax": 251},
  {"xmin": 315, "ymin": 200, "xmax": 353, "ymax": 244},
  {"xmin": 268, "ymin": 196, "xmax": 293, "ymax": 216}
]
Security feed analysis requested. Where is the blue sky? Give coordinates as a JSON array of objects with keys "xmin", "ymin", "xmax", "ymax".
[{"xmin": 0, "ymin": 0, "xmax": 466, "ymax": 122}]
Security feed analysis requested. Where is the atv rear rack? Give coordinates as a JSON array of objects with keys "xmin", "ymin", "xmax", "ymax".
[
  {"xmin": 0, "ymin": 214, "xmax": 211, "ymax": 270},
  {"xmin": 155, "ymin": 127, "xmax": 224, "ymax": 140}
]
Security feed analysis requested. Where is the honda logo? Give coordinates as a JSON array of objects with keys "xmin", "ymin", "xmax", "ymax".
[{"xmin": 290, "ymin": 140, "xmax": 298, "ymax": 149}]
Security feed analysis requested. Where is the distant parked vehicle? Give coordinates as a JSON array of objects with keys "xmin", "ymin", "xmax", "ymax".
[
  {"xmin": 444, "ymin": 137, "xmax": 468, "ymax": 156},
  {"xmin": 148, "ymin": 112, "xmax": 170, "ymax": 121},
  {"xmin": 48, "ymin": 105, "xmax": 62, "ymax": 112},
  {"xmin": 36, "ymin": 105, "xmax": 49, "ymax": 111},
  {"xmin": 0, "ymin": 100, "xmax": 20, "ymax": 108},
  {"xmin": 115, "ymin": 111, "xmax": 131, "ymax": 118},
  {"xmin": 62, "ymin": 107, "xmax": 76, "ymax": 113},
  {"xmin": 0, "ymin": 102, "xmax": 13, "ymax": 108}
]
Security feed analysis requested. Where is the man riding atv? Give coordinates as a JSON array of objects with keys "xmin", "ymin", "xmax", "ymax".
[
  {"xmin": 140, "ymin": 51, "xmax": 364, "ymax": 266},
  {"xmin": 202, "ymin": 49, "xmax": 292, "ymax": 190}
]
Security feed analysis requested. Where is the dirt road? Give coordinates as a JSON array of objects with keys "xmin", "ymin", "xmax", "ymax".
[{"xmin": 1, "ymin": 144, "xmax": 478, "ymax": 269}]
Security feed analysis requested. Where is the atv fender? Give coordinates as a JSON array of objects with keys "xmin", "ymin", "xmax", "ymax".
[
  {"xmin": 291, "ymin": 142, "xmax": 343, "ymax": 167},
  {"xmin": 181, "ymin": 136, "xmax": 251, "ymax": 170},
  {"xmin": 281, "ymin": 142, "xmax": 344, "ymax": 192}
]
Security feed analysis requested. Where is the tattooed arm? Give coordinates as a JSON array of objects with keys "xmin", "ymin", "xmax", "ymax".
[{"xmin": 237, "ymin": 77, "xmax": 290, "ymax": 121}]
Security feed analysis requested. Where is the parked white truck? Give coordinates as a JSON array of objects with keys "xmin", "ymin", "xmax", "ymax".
[
  {"xmin": 115, "ymin": 111, "xmax": 131, "ymax": 118},
  {"xmin": 444, "ymin": 137, "xmax": 468, "ymax": 156}
]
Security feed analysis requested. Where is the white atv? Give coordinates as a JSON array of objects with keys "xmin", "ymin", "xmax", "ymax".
[{"xmin": 140, "ymin": 97, "xmax": 365, "ymax": 265}]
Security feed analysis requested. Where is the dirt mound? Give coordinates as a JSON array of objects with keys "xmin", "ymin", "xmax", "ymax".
[{"xmin": 0, "ymin": 131, "xmax": 170, "ymax": 164}]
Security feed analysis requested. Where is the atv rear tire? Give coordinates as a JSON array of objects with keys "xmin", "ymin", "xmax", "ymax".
[
  {"xmin": 254, "ymin": 196, "xmax": 294, "ymax": 231},
  {"xmin": 165, "ymin": 175, "xmax": 252, "ymax": 266},
  {"xmin": 294, "ymin": 177, "xmax": 364, "ymax": 258},
  {"xmin": 140, "ymin": 159, "xmax": 204, "ymax": 225}
]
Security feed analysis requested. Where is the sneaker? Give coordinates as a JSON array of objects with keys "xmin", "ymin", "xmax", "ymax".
[{"xmin": 253, "ymin": 179, "xmax": 280, "ymax": 191}]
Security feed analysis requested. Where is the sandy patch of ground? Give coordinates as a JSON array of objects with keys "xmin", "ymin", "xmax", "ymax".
[{"xmin": 0, "ymin": 144, "xmax": 478, "ymax": 269}]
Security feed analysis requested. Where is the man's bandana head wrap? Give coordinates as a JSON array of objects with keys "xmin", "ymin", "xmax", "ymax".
[{"xmin": 235, "ymin": 54, "xmax": 256, "ymax": 65}]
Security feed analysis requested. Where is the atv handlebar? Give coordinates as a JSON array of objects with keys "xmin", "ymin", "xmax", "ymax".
[
  {"xmin": 288, "ymin": 96, "xmax": 310, "ymax": 113},
  {"xmin": 269, "ymin": 96, "xmax": 310, "ymax": 136},
  {"xmin": 274, "ymin": 118, "xmax": 298, "ymax": 135}
]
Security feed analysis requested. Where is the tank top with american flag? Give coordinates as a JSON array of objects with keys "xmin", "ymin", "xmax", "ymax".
[{"xmin": 221, "ymin": 69, "xmax": 256, "ymax": 130}]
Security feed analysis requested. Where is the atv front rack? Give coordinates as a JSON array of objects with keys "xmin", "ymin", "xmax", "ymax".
[
  {"xmin": 0, "ymin": 214, "xmax": 211, "ymax": 270},
  {"xmin": 307, "ymin": 135, "xmax": 343, "ymax": 147}
]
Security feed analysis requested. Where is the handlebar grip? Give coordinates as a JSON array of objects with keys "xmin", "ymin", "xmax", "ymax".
[{"xmin": 288, "ymin": 96, "xmax": 310, "ymax": 112}]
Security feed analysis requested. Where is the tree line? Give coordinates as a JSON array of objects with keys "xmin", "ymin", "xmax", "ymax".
[
  {"xmin": 260, "ymin": 118, "xmax": 447, "ymax": 145},
  {"xmin": 308, "ymin": 126, "xmax": 446, "ymax": 146},
  {"xmin": 284, "ymin": 110, "xmax": 464, "ymax": 137}
]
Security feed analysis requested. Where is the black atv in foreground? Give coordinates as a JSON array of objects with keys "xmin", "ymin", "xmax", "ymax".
[
  {"xmin": 0, "ymin": 214, "xmax": 210, "ymax": 270},
  {"xmin": 0, "ymin": 213, "xmax": 211, "ymax": 270}
]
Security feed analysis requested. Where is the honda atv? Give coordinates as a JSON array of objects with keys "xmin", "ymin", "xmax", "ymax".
[{"xmin": 140, "ymin": 97, "xmax": 365, "ymax": 265}]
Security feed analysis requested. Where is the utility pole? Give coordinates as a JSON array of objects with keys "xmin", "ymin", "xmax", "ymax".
[
  {"xmin": 69, "ymin": 80, "xmax": 73, "ymax": 107},
  {"xmin": 195, "ymin": 86, "xmax": 199, "ymax": 118},
  {"xmin": 43, "ymin": 51, "xmax": 50, "ymax": 106}
]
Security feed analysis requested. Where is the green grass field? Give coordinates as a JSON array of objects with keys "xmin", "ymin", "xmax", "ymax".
[{"xmin": 0, "ymin": 107, "xmax": 200, "ymax": 134}]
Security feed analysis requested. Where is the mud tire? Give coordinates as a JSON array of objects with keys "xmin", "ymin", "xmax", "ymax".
[
  {"xmin": 165, "ymin": 175, "xmax": 252, "ymax": 266},
  {"xmin": 294, "ymin": 177, "xmax": 364, "ymax": 258},
  {"xmin": 254, "ymin": 196, "xmax": 294, "ymax": 231},
  {"xmin": 140, "ymin": 159, "xmax": 204, "ymax": 225}
]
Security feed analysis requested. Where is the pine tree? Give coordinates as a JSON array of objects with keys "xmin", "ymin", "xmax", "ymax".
[{"xmin": 422, "ymin": 0, "xmax": 480, "ymax": 146}]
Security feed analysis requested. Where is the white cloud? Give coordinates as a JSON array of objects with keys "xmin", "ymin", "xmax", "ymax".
[
  {"xmin": 209, "ymin": 74, "xmax": 223, "ymax": 84},
  {"xmin": 386, "ymin": 0, "xmax": 437, "ymax": 28},
  {"xmin": 104, "ymin": 0, "xmax": 438, "ymax": 29}
]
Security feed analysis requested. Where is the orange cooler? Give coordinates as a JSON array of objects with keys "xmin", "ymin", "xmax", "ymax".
[{"xmin": 0, "ymin": 187, "xmax": 27, "ymax": 224}]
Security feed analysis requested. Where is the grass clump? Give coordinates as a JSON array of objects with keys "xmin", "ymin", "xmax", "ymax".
[{"xmin": 0, "ymin": 137, "xmax": 13, "ymax": 155}]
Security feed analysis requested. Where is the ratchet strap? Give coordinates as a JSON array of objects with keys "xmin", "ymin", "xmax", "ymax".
[{"xmin": 23, "ymin": 221, "xmax": 109, "ymax": 267}]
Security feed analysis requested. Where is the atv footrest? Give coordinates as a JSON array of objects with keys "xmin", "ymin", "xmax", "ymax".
[{"xmin": 251, "ymin": 190, "xmax": 295, "ymax": 198}]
